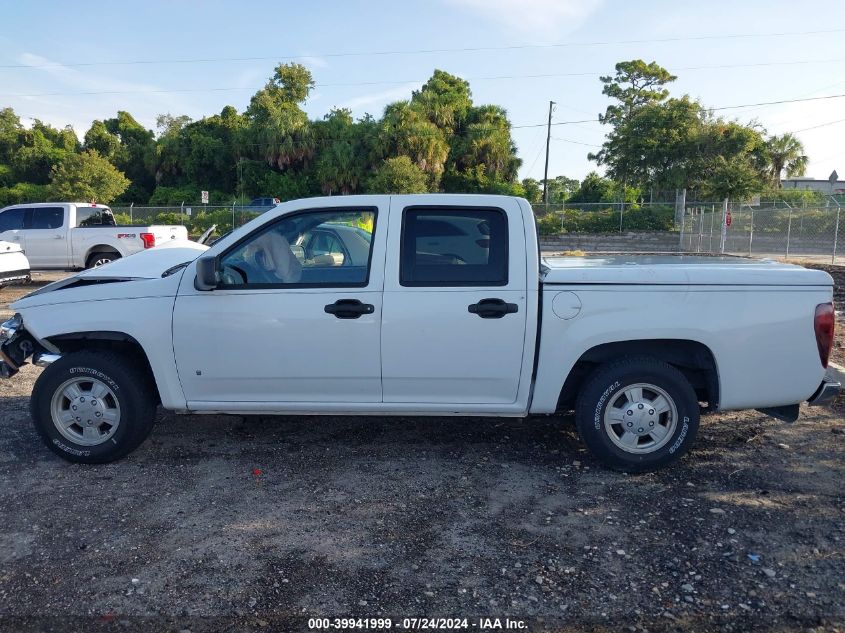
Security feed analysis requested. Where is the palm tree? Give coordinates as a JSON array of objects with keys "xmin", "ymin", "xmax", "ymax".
[{"xmin": 765, "ymin": 133, "xmax": 808, "ymax": 188}]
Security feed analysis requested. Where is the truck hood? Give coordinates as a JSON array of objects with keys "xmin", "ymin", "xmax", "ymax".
[
  {"xmin": 12, "ymin": 242, "xmax": 207, "ymax": 309},
  {"xmin": 541, "ymin": 254, "xmax": 833, "ymax": 286},
  {"xmin": 75, "ymin": 241, "xmax": 208, "ymax": 280}
]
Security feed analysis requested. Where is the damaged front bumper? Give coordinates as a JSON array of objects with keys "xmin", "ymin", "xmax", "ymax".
[{"xmin": 0, "ymin": 314, "xmax": 47, "ymax": 378}]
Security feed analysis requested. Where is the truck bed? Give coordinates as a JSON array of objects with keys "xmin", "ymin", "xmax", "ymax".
[{"xmin": 541, "ymin": 254, "xmax": 833, "ymax": 286}]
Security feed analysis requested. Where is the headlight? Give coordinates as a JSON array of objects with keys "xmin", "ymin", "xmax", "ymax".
[{"xmin": 0, "ymin": 313, "xmax": 22, "ymax": 343}]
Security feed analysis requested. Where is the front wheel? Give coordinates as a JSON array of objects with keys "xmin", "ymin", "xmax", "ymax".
[
  {"xmin": 575, "ymin": 356, "xmax": 700, "ymax": 473},
  {"xmin": 30, "ymin": 351, "xmax": 157, "ymax": 463}
]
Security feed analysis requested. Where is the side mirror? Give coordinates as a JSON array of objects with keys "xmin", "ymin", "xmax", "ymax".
[{"xmin": 194, "ymin": 255, "xmax": 219, "ymax": 291}]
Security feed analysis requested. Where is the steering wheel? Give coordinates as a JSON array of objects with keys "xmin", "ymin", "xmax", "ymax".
[{"xmin": 220, "ymin": 264, "xmax": 247, "ymax": 286}]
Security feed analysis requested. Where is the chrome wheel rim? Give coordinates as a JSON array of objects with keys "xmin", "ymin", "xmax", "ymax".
[
  {"xmin": 50, "ymin": 377, "xmax": 121, "ymax": 446},
  {"xmin": 603, "ymin": 382, "xmax": 678, "ymax": 454},
  {"xmin": 93, "ymin": 257, "xmax": 113, "ymax": 267}
]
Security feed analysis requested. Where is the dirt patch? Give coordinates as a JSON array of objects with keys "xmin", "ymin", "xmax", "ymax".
[{"xmin": 0, "ymin": 272, "xmax": 843, "ymax": 632}]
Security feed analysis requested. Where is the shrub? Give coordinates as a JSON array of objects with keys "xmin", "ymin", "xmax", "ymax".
[
  {"xmin": 534, "ymin": 205, "xmax": 675, "ymax": 235},
  {"xmin": 153, "ymin": 211, "xmax": 188, "ymax": 226},
  {"xmin": 535, "ymin": 213, "xmax": 562, "ymax": 236},
  {"xmin": 0, "ymin": 182, "xmax": 51, "ymax": 206}
]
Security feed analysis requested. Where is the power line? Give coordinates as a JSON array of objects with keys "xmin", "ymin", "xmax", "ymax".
[
  {"xmin": 793, "ymin": 117, "xmax": 845, "ymax": 133},
  {"xmin": 552, "ymin": 137, "xmax": 602, "ymax": 147},
  {"xmin": 519, "ymin": 92, "xmax": 845, "ymax": 128},
  {"xmin": 711, "ymin": 92, "xmax": 845, "ymax": 110},
  {"xmin": 5, "ymin": 58, "xmax": 845, "ymax": 99},
  {"xmin": 3, "ymin": 27, "xmax": 843, "ymax": 70},
  {"xmin": 512, "ymin": 119, "xmax": 599, "ymax": 130}
]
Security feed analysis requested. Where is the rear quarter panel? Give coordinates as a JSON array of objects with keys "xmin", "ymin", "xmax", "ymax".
[{"xmin": 531, "ymin": 284, "xmax": 831, "ymax": 413}]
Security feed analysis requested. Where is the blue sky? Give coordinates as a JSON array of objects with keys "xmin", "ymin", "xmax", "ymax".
[{"xmin": 2, "ymin": 0, "xmax": 845, "ymax": 183}]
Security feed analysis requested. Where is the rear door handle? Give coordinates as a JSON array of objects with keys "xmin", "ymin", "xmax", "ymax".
[
  {"xmin": 324, "ymin": 299, "xmax": 375, "ymax": 319},
  {"xmin": 468, "ymin": 298, "xmax": 519, "ymax": 319}
]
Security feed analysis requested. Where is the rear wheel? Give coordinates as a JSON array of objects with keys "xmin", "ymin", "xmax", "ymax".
[
  {"xmin": 30, "ymin": 351, "xmax": 157, "ymax": 463},
  {"xmin": 575, "ymin": 356, "xmax": 700, "ymax": 473},
  {"xmin": 86, "ymin": 251, "xmax": 121, "ymax": 268}
]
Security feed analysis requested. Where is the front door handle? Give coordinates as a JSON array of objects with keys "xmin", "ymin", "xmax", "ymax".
[
  {"xmin": 468, "ymin": 298, "xmax": 519, "ymax": 319},
  {"xmin": 324, "ymin": 299, "xmax": 375, "ymax": 319}
]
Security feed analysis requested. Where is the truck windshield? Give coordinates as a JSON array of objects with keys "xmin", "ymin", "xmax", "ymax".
[{"xmin": 77, "ymin": 207, "xmax": 116, "ymax": 227}]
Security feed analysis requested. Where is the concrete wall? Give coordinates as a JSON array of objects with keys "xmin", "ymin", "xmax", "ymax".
[
  {"xmin": 539, "ymin": 231, "xmax": 838, "ymax": 257},
  {"xmin": 539, "ymin": 232, "xmax": 681, "ymax": 253}
]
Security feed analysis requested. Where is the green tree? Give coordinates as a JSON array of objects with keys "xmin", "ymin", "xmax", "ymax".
[
  {"xmin": 367, "ymin": 156, "xmax": 429, "ymax": 193},
  {"xmin": 12, "ymin": 120, "xmax": 77, "ymax": 184},
  {"xmin": 569, "ymin": 172, "xmax": 618, "ymax": 203},
  {"xmin": 694, "ymin": 119, "xmax": 766, "ymax": 199},
  {"xmin": 103, "ymin": 111, "xmax": 156, "ymax": 201},
  {"xmin": 49, "ymin": 150, "xmax": 130, "ymax": 203},
  {"xmin": 411, "ymin": 69, "xmax": 473, "ymax": 132},
  {"xmin": 598, "ymin": 60, "xmax": 677, "ymax": 126},
  {"xmin": 83, "ymin": 120, "xmax": 121, "ymax": 162},
  {"xmin": 521, "ymin": 178, "xmax": 542, "ymax": 204},
  {"xmin": 0, "ymin": 108, "xmax": 23, "ymax": 166},
  {"xmin": 591, "ymin": 60, "xmax": 677, "ymax": 189},
  {"xmin": 764, "ymin": 133, "xmax": 808, "ymax": 188},
  {"xmin": 545, "ymin": 175, "xmax": 581, "ymax": 204},
  {"xmin": 598, "ymin": 97, "xmax": 703, "ymax": 192},
  {"xmin": 379, "ymin": 100, "xmax": 449, "ymax": 188},
  {"xmin": 246, "ymin": 63, "xmax": 315, "ymax": 169},
  {"xmin": 703, "ymin": 155, "xmax": 764, "ymax": 201},
  {"xmin": 449, "ymin": 105, "xmax": 520, "ymax": 182},
  {"xmin": 313, "ymin": 108, "xmax": 375, "ymax": 195}
]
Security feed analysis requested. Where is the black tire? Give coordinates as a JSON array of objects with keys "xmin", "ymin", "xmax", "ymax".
[
  {"xmin": 30, "ymin": 351, "xmax": 157, "ymax": 464},
  {"xmin": 86, "ymin": 251, "xmax": 121, "ymax": 269},
  {"xmin": 575, "ymin": 356, "xmax": 700, "ymax": 473}
]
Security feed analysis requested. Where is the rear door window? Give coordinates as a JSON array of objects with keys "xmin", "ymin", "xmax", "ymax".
[
  {"xmin": 30, "ymin": 207, "xmax": 64, "ymax": 230},
  {"xmin": 76, "ymin": 206, "xmax": 114, "ymax": 226},
  {"xmin": 400, "ymin": 207, "xmax": 508, "ymax": 286}
]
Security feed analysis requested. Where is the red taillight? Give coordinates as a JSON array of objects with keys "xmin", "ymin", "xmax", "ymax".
[
  {"xmin": 140, "ymin": 232, "xmax": 155, "ymax": 249},
  {"xmin": 814, "ymin": 302, "xmax": 835, "ymax": 368}
]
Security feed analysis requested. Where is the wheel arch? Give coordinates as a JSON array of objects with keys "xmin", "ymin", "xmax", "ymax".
[
  {"xmin": 44, "ymin": 331, "xmax": 161, "ymax": 404},
  {"xmin": 85, "ymin": 245, "xmax": 121, "ymax": 266},
  {"xmin": 557, "ymin": 339, "xmax": 720, "ymax": 412}
]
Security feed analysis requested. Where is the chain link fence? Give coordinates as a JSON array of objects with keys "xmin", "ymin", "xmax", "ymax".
[
  {"xmin": 535, "ymin": 198, "xmax": 845, "ymax": 263},
  {"xmin": 110, "ymin": 198, "xmax": 845, "ymax": 263},
  {"xmin": 678, "ymin": 201, "xmax": 844, "ymax": 262},
  {"xmin": 111, "ymin": 204, "xmax": 267, "ymax": 237}
]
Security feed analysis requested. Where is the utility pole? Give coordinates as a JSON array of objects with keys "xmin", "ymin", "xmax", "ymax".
[{"xmin": 542, "ymin": 101, "xmax": 555, "ymax": 207}]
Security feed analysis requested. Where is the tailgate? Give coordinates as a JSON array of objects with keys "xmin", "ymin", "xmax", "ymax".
[{"xmin": 149, "ymin": 225, "xmax": 189, "ymax": 245}]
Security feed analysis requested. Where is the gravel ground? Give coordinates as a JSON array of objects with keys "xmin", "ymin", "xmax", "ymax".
[{"xmin": 0, "ymin": 273, "xmax": 843, "ymax": 632}]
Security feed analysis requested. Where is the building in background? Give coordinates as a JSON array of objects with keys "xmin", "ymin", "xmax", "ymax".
[{"xmin": 781, "ymin": 176, "xmax": 844, "ymax": 194}]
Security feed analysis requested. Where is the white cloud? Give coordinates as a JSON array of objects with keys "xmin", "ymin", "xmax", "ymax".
[
  {"xmin": 299, "ymin": 55, "xmax": 329, "ymax": 69},
  {"xmin": 10, "ymin": 52, "xmax": 199, "ymax": 136},
  {"xmin": 339, "ymin": 83, "xmax": 421, "ymax": 113},
  {"xmin": 444, "ymin": 0, "xmax": 603, "ymax": 35},
  {"xmin": 17, "ymin": 53, "xmax": 165, "ymax": 95}
]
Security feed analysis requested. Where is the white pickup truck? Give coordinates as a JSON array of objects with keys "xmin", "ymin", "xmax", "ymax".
[
  {"xmin": 0, "ymin": 202, "xmax": 188, "ymax": 269},
  {"xmin": 0, "ymin": 240, "xmax": 30, "ymax": 287},
  {"xmin": 0, "ymin": 194, "xmax": 838, "ymax": 471}
]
